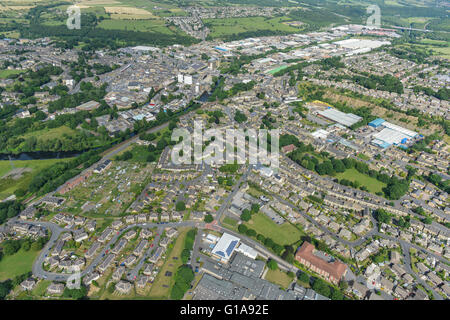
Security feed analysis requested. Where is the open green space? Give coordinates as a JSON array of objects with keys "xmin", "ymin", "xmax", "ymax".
[
  {"xmin": 98, "ymin": 19, "xmax": 176, "ymax": 34},
  {"xmin": 222, "ymin": 216, "xmax": 238, "ymax": 228},
  {"xmin": 335, "ymin": 168, "xmax": 387, "ymax": 194},
  {"xmin": 0, "ymin": 248, "xmax": 40, "ymax": 281},
  {"xmin": 244, "ymin": 212, "xmax": 303, "ymax": 246},
  {"xmin": 0, "ymin": 158, "xmax": 73, "ymax": 200},
  {"xmin": 204, "ymin": 16, "xmax": 301, "ymax": 39},
  {"xmin": 267, "ymin": 65, "xmax": 289, "ymax": 75},
  {"xmin": 19, "ymin": 126, "xmax": 78, "ymax": 142},
  {"xmin": 147, "ymin": 227, "xmax": 190, "ymax": 299},
  {"xmin": 264, "ymin": 268, "xmax": 293, "ymax": 289},
  {"xmin": 0, "ymin": 69, "xmax": 25, "ymax": 79}
]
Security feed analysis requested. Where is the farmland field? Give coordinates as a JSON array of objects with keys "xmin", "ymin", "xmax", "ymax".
[
  {"xmin": 98, "ymin": 19, "xmax": 175, "ymax": 34},
  {"xmin": 204, "ymin": 16, "xmax": 302, "ymax": 38}
]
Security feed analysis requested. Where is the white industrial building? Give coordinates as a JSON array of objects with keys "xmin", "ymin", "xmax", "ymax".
[
  {"xmin": 372, "ymin": 121, "xmax": 418, "ymax": 148},
  {"xmin": 311, "ymin": 129, "xmax": 329, "ymax": 139},
  {"xmin": 211, "ymin": 233, "xmax": 240, "ymax": 263},
  {"xmin": 177, "ymin": 74, "xmax": 193, "ymax": 85},
  {"xmin": 317, "ymin": 108, "xmax": 362, "ymax": 127},
  {"xmin": 235, "ymin": 243, "xmax": 258, "ymax": 260}
]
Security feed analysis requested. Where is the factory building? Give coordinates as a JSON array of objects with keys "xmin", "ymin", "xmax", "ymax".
[
  {"xmin": 370, "ymin": 118, "xmax": 418, "ymax": 148},
  {"xmin": 317, "ymin": 108, "xmax": 362, "ymax": 127}
]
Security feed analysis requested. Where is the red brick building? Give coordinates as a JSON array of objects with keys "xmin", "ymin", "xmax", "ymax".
[
  {"xmin": 295, "ymin": 242, "xmax": 347, "ymax": 285},
  {"xmin": 281, "ymin": 144, "xmax": 296, "ymax": 154}
]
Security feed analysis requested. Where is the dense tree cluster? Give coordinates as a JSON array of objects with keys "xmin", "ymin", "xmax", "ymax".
[
  {"xmin": 181, "ymin": 229, "xmax": 197, "ymax": 264},
  {"xmin": 170, "ymin": 265, "xmax": 195, "ymax": 300},
  {"xmin": 234, "ymin": 110, "xmax": 248, "ymax": 123},
  {"xmin": 0, "ymin": 201, "xmax": 23, "ymax": 225}
]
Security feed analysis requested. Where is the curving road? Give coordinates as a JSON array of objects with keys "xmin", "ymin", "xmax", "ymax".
[{"xmin": 28, "ymin": 220, "xmax": 202, "ymax": 282}]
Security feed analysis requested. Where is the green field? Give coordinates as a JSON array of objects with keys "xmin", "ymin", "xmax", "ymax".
[
  {"xmin": 0, "ymin": 69, "xmax": 25, "ymax": 79},
  {"xmin": 147, "ymin": 227, "xmax": 190, "ymax": 299},
  {"xmin": 264, "ymin": 268, "xmax": 293, "ymax": 289},
  {"xmin": 0, "ymin": 248, "xmax": 40, "ymax": 281},
  {"xmin": 222, "ymin": 216, "xmax": 238, "ymax": 228},
  {"xmin": 0, "ymin": 158, "xmax": 73, "ymax": 200},
  {"xmin": 204, "ymin": 16, "xmax": 301, "ymax": 38},
  {"xmin": 244, "ymin": 212, "xmax": 303, "ymax": 246},
  {"xmin": 20, "ymin": 126, "xmax": 77, "ymax": 141},
  {"xmin": 335, "ymin": 168, "xmax": 386, "ymax": 194},
  {"xmin": 98, "ymin": 19, "xmax": 176, "ymax": 34},
  {"xmin": 267, "ymin": 65, "xmax": 289, "ymax": 75}
]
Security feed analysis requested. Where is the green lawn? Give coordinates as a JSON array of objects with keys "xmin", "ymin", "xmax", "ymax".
[
  {"xmin": 0, "ymin": 69, "xmax": 25, "ymax": 79},
  {"xmin": 31, "ymin": 280, "xmax": 51, "ymax": 297},
  {"xmin": 244, "ymin": 212, "xmax": 303, "ymax": 246},
  {"xmin": 267, "ymin": 65, "xmax": 289, "ymax": 75},
  {"xmin": 335, "ymin": 168, "xmax": 386, "ymax": 194},
  {"xmin": 0, "ymin": 249, "xmax": 40, "ymax": 281},
  {"xmin": 222, "ymin": 216, "xmax": 238, "ymax": 228},
  {"xmin": 264, "ymin": 268, "xmax": 294, "ymax": 289}
]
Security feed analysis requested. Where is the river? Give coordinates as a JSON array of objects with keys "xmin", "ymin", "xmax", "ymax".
[{"xmin": 0, "ymin": 150, "xmax": 82, "ymax": 161}]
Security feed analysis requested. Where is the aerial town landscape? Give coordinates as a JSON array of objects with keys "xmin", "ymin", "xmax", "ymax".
[{"xmin": 0, "ymin": 0, "xmax": 448, "ymax": 304}]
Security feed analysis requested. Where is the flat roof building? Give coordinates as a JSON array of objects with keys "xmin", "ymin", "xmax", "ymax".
[
  {"xmin": 369, "ymin": 118, "xmax": 385, "ymax": 128},
  {"xmin": 211, "ymin": 233, "xmax": 240, "ymax": 263},
  {"xmin": 317, "ymin": 108, "xmax": 362, "ymax": 127}
]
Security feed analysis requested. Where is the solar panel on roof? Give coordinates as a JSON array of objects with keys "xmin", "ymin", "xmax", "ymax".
[
  {"xmin": 216, "ymin": 251, "xmax": 225, "ymax": 257},
  {"xmin": 226, "ymin": 240, "xmax": 238, "ymax": 257}
]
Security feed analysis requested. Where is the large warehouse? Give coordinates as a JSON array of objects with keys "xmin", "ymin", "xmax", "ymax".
[
  {"xmin": 371, "ymin": 119, "xmax": 418, "ymax": 148},
  {"xmin": 317, "ymin": 108, "xmax": 362, "ymax": 127}
]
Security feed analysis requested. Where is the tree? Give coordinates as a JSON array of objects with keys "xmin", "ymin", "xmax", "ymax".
[
  {"xmin": 374, "ymin": 208, "xmax": 391, "ymax": 224},
  {"xmin": 175, "ymin": 201, "xmax": 186, "ymax": 211},
  {"xmin": 423, "ymin": 216, "xmax": 433, "ymax": 224},
  {"xmin": 339, "ymin": 280, "xmax": 348, "ymax": 291},
  {"xmin": 250, "ymin": 203, "xmax": 260, "ymax": 213},
  {"xmin": 267, "ymin": 259, "xmax": 278, "ymax": 270},
  {"xmin": 204, "ymin": 214, "xmax": 213, "ymax": 223},
  {"xmin": 0, "ymin": 280, "xmax": 13, "ymax": 300},
  {"xmin": 331, "ymin": 288, "xmax": 344, "ymax": 300},
  {"xmin": 22, "ymin": 240, "xmax": 31, "ymax": 251},
  {"xmin": 237, "ymin": 224, "xmax": 247, "ymax": 234},
  {"xmin": 14, "ymin": 188, "xmax": 27, "ymax": 197},
  {"xmin": 298, "ymin": 272, "xmax": 310, "ymax": 285},
  {"xmin": 181, "ymin": 248, "xmax": 191, "ymax": 264},
  {"xmin": 246, "ymin": 228, "xmax": 256, "ymax": 237},
  {"xmin": 107, "ymin": 283, "xmax": 115, "ymax": 294},
  {"xmin": 264, "ymin": 238, "xmax": 275, "ymax": 248},
  {"xmin": 234, "ymin": 110, "xmax": 247, "ymax": 123},
  {"xmin": 312, "ymin": 278, "xmax": 331, "ymax": 297},
  {"xmin": 240, "ymin": 211, "xmax": 251, "ymax": 222},
  {"xmin": 256, "ymin": 234, "xmax": 265, "ymax": 242},
  {"xmin": 63, "ymin": 286, "xmax": 87, "ymax": 300}
]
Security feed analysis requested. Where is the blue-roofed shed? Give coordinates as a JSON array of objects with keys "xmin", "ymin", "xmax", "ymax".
[{"xmin": 369, "ymin": 118, "xmax": 385, "ymax": 128}]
